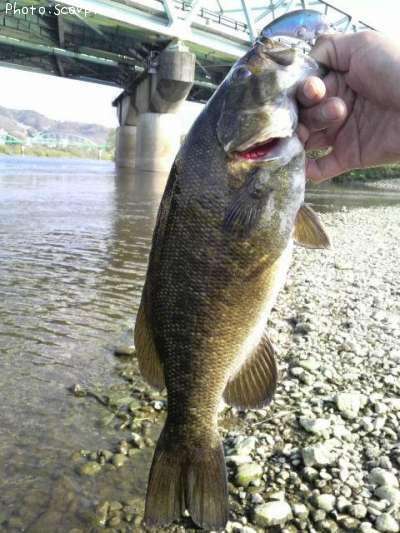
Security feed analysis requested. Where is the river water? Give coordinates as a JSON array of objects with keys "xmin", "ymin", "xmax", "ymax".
[{"xmin": 1, "ymin": 156, "xmax": 400, "ymax": 532}]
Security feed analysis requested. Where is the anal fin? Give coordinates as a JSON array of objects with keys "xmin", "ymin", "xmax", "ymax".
[
  {"xmin": 223, "ymin": 335, "xmax": 278, "ymax": 409},
  {"xmin": 134, "ymin": 301, "xmax": 165, "ymax": 390},
  {"xmin": 293, "ymin": 204, "xmax": 331, "ymax": 249}
]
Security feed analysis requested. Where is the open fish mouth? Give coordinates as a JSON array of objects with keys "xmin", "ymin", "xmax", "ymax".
[{"xmin": 234, "ymin": 136, "xmax": 291, "ymax": 162}]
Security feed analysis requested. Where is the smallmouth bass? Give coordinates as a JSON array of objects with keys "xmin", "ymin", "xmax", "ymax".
[{"xmin": 135, "ymin": 36, "xmax": 330, "ymax": 530}]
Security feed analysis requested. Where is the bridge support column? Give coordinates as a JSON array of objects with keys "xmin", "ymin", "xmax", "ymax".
[
  {"xmin": 114, "ymin": 41, "xmax": 195, "ymax": 172},
  {"xmin": 135, "ymin": 113, "xmax": 182, "ymax": 172},
  {"xmin": 115, "ymin": 126, "xmax": 136, "ymax": 168}
]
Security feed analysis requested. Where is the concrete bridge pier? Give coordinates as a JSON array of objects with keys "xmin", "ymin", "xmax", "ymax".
[{"xmin": 114, "ymin": 41, "xmax": 195, "ymax": 172}]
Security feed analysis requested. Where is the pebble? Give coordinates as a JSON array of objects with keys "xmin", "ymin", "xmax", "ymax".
[
  {"xmin": 233, "ymin": 436, "xmax": 257, "ymax": 456},
  {"xmin": 315, "ymin": 494, "xmax": 336, "ymax": 512},
  {"xmin": 299, "ymin": 417, "xmax": 330, "ymax": 435},
  {"xmin": 369, "ymin": 468, "xmax": 399, "ymax": 488},
  {"xmin": 236, "ymin": 463, "xmax": 263, "ymax": 487},
  {"xmin": 302, "ymin": 444, "xmax": 335, "ymax": 467},
  {"xmin": 253, "ymin": 500, "xmax": 293, "ymax": 527},
  {"xmin": 79, "ymin": 462, "xmax": 102, "ymax": 476},
  {"xmin": 375, "ymin": 486, "xmax": 400, "ymax": 506},
  {"xmin": 292, "ymin": 503, "xmax": 309, "ymax": 519},
  {"xmin": 112, "ymin": 454, "xmax": 126, "ymax": 468},
  {"xmin": 335, "ymin": 392, "xmax": 366, "ymax": 419},
  {"xmin": 375, "ymin": 514, "xmax": 400, "ymax": 532},
  {"xmin": 349, "ymin": 503, "xmax": 368, "ymax": 519}
]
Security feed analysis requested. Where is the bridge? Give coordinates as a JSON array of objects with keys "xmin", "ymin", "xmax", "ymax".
[
  {"xmin": 0, "ymin": 0, "xmax": 376, "ymax": 171},
  {"xmin": 0, "ymin": 130, "xmax": 110, "ymax": 157}
]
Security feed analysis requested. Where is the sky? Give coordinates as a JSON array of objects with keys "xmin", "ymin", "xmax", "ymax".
[{"xmin": 0, "ymin": 0, "xmax": 398, "ymax": 128}]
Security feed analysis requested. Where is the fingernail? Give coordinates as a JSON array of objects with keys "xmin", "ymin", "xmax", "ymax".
[{"xmin": 303, "ymin": 79, "xmax": 316, "ymax": 100}]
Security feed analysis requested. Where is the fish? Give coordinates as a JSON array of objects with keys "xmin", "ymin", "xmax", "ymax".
[
  {"xmin": 134, "ymin": 36, "xmax": 331, "ymax": 530},
  {"xmin": 261, "ymin": 9, "xmax": 332, "ymax": 43}
]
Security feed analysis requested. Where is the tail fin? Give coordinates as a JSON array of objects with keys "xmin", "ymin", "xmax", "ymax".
[{"xmin": 144, "ymin": 426, "xmax": 228, "ymax": 529}]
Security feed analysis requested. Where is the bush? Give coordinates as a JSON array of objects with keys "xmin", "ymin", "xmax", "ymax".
[{"xmin": 334, "ymin": 165, "xmax": 400, "ymax": 183}]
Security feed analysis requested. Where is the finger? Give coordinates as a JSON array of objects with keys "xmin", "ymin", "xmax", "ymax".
[
  {"xmin": 299, "ymin": 97, "xmax": 347, "ymax": 132},
  {"xmin": 296, "ymin": 76, "xmax": 326, "ymax": 107},
  {"xmin": 306, "ymin": 150, "xmax": 345, "ymax": 182},
  {"xmin": 296, "ymin": 123, "xmax": 310, "ymax": 145},
  {"xmin": 311, "ymin": 31, "xmax": 375, "ymax": 71},
  {"xmin": 305, "ymin": 130, "xmax": 332, "ymax": 151}
]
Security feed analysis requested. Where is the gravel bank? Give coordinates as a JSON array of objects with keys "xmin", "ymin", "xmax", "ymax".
[
  {"xmin": 222, "ymin": 205, "xmax": 400, "ymax": 533},
  {"xmin": 74, "ymin": 205, "xmax": 400, "ymax": 532}
]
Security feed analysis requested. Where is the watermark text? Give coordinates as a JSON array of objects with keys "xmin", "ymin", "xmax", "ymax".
[{"xmin": 5, "ymin": 2, "xmax": 91, "ymax": 17}]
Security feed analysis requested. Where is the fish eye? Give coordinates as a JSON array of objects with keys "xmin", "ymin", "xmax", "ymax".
[{"xmin": 231, "ymin": 67, "xmax": 252, "ymax": 82}]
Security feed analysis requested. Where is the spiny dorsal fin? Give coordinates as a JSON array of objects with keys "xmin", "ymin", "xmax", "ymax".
[
  {"xmin": 293, "ymin": 204, "xmax": 331, "ymax": 249},
  {"xmin": 133, "ymin": 301, "xmax": 165, "ymax": 390},
  {"xmin": 223, "ymin": 335, "xmax": 278, "ymax": 409}
]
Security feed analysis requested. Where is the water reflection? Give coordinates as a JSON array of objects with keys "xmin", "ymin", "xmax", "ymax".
[{"xmin": 0, "ymin": 157, "xmax": 168, "ymax": 531}]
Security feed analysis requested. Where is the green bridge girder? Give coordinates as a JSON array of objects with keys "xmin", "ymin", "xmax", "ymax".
[{"xmin": 0, "ymin": 1, "xmax": 376, "ymax": 102}]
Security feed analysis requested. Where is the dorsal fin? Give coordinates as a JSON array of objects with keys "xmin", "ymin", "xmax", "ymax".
[
  {"xmin": 223, "ymin": 335, "xmax": 278, "ymax": 409},
  {"xmin": 293, "ymin": 204, "xmax": 331, "ymax": 249}
]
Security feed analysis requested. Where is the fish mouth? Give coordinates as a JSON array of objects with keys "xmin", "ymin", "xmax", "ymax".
[{"xmin": 234, "ymin": 136, "xmax": 289, "ymax": 162}]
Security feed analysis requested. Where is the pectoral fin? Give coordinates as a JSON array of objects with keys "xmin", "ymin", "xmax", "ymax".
[
  {"xmin": 293, "ymin": 204, "xmax": 331, "ymax": 249},
  {"xmin": 134, "ymin": 301, "xmax": 165, "ymax": 390},
  {"xmin": 223, "ymin": 335, "xmax": 278, "ymax": 409}
]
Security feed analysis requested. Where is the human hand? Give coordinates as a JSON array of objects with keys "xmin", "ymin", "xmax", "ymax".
[{"xmin": 297, "ymin": 31, "xmax": 400, "ymax": 181}]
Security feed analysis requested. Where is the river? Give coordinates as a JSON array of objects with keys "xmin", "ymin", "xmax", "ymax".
[{"xmin": 1, "ymin": 156, "xmax": 399, "ymax": 531}]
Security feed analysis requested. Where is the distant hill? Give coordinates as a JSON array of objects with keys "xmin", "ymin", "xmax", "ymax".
[{"xmin": 0, "ymin": 106, "xmax": 113, "ymax": 145}]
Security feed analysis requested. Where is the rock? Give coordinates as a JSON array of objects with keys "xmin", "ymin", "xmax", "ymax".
[
  {"xmin": 315, "ymin": 494, "xmax": 336, "ymax": 512},
  {"xmin": 359, "ymin": 522, "xmax": 378, "ymax": 533},
  {"xmin": 114, "ymin": 343, "xmax": 135, "ymax": 356},
  {"xmin": 375, "ymin": 486, "xmax": 400, "ymax": 506},
  {"xmin": 292, "ymin": 503, "xmax": 309, "ymax": 519},
  {"xmin": 112, "ymin": 454, "xmax": 126, "ymax": 468},
  {"xmin": 233, "ymin": 436, "xmax": 257, "ymax": 455},
  {"xmin": 290, "ymin": 366, "xmax": 304, "ymax": 377},
  {"xmin": 299, "ymin": 417, "xmax": 330, "ymax": 435},
  {"xmin": 375, "ymin": 514, "xmax": 399, "ymax": 533},
  {"xmin": 298, "ymin": 359, "xmax": 320, "ymax": 372},
  {"xmin": 338, "ymin": 516, "xmax": 361, "ymax": 529},
  {"xmin": 96, "ymin": 502, "xmax": 109, "ymax": 526},
  {"xmin": 253, "ymin": 501, "xmax": 293, "ymax": 527},
  {"xmin": 226, "ymin": 455, "xmax": 253, "ymax": 466},
  {"xmin": 236, "ymin": 463, "xmax": 263, "ymax": 487},
  {"xmin": 336, "ymin": 496, "xmax": 351, "ymax": 512},
  {"xmin": 389, "ymin": 351, "xmax": 400, "ymax": 363},
  {"xmin": 251, "ymin": 493, "xmax": 264, "ymax": 505},
  {"xmin": 79, "ymin": 462, "xmax": 102, "ymax": 476},
  {"xmin": 349, "ymin": 503, "xmax": 368, "ymax": 519},
  {"xmin": 312, "ymin": 509, "xmax": 326, "ymax": 522},
  {"xmin": 302, "ymin": 444, "xmax": 335, "ymax": 467},
  {"xmin": 369, "ymin": 468, "xmax": 399, "ymax": 488},
  {"xmin": 335, "ymin": 392, "xmax": 366, "ymax": 419}
]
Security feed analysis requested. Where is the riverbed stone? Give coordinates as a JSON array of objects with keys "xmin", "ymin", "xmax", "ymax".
[
  {"xmin": 236, "ymin": 463, "xmax": 263, "ymax": 487},
  {"xmin": 79, "ymin": 462, "xmax": 102, "ymax": 476},
  {"xmin": 253, "ymin": 500, "xmax": 292, "ymax": 527},
  {"xmin": 302, "ymin": 444, "xmax": 335, "ymax": 467},
  {"xmin": 369, "ymin": 469, "xmax": 399, "ymax": 488},
  {"xmin": 335, "ymin": 392, "xmax": 366, "ymax": 419},
  {"xmin": 299, "ymin": 417, "xmax": 330, "ymax": 435},
  {"xmin": 375, "ymin": 514, "xmax": 400, "ymax": 533},
  {"xmin": 315, "ymin": 494, "xmax": 336, "ymax": 512},
  {"xmin": 112, "ymin": 454, "xmax": 126, "ymax": 468},
  {"xmin": 375, "ymin": 486, "xmax": 400, "ymax": 506}
]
